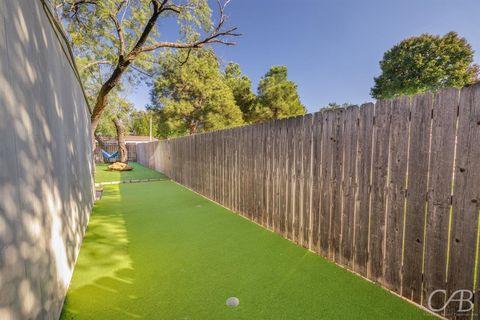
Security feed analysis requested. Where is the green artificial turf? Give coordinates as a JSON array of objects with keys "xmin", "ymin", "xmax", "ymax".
[
  {"xmin": 95, "ymin": 162, "xmax": 166, "ymax": 183},
  {"xmin": 61, "ymin": 179, "xmax": 434, "ymax": 319}
]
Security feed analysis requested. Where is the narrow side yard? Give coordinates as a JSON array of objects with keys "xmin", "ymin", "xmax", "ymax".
[
  {"xmin": 60, "ymin": 164, "xmax": 433, "ymax": 319},
  {"xmin": 95, "ymin": 162, "xmax": 166, "ymax": 183}
]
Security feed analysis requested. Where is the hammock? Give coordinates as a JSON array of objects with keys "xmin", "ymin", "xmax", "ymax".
[{"xmin": 101, "ymin": 149, "xmax": 119, "ymax": 162}]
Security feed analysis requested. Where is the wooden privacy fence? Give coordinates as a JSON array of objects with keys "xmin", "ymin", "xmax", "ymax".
[
  {"xmin": 94, "ymin": 142, "xmax": 137, "ymax": 162},
  {"xmin": 137, "ymin": 84, "xmax": 480, "ymax": 318}
]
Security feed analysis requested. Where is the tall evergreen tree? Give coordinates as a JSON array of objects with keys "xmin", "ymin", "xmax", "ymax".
[
  {"xmin": 150, "ymin": 49, "xmax": 243, "ymax": 138},
  {"xmin": 223, "ymin": 63, "xmax": 256, "ymax": 122},
  {"xmin": 253, "ymin": 66, "xmax": 306, "ymax": 122}
]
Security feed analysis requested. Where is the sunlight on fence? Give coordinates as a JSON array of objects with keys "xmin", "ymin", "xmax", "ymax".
[{"xmin": 137, "ymin": 84, "xmax": 480, "ymax": 319}]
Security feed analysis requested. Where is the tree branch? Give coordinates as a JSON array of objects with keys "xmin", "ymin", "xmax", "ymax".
[
  {"xmin": 131, "ymin": 64, "xmax": 155, "ymax": 78},
  {"xmin": 163, "ymin": 4, "xmax": 182, "ymax": 14},
  {"xmin": 63, "ymin": 0, "xmax": 98, "ymax": 31},
  {"xmin": 67, "ymin": 0, "xmax": 97, "ymax": 14},
  {"xmin": 80, "ymin": 60, "xmax": 113, "ymax": 71},
  {"xmin": 140, "ymin": 0, "xmax": 240, "ymax": 53},
  {"xmin": 177, "ymin": 48, "xmax": 193, "ymax": 66},
  {"xmin": 109, "ymin": 1, "xmax": 128, "ymax": 61},
  {"xmin": 125, "ymin": 0, "xmax": 166, "ymax": 60},
  {"xmin": 109, "ymin": 13, "xmax": 126, "ymax": 59},
  {"xmin": 90, "ymin": 0, "xmax": 240, "ymax": 136}
]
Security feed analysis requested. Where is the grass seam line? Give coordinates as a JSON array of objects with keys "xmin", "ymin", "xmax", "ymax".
[{"xmin": 95, "ymin": 178, "xmax": 168, "ymax": 188}]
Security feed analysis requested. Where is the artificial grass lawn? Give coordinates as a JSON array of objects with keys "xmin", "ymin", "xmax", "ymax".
[
  {"xmin": 95, "ymin": 162, "xmax": 166, "ymax": 183},
  {"xmin": 61, "ymin": 179, "xmax": 434, "ymax": 319}
]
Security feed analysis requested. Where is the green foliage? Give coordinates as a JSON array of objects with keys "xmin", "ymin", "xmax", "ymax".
[
  {"xmin": 130, "ymin": 110, "xmax": 158, "ymax": 137},
  {"xmin": 322, "ymin": 102, "xmax": 352, "ymax": 111},
  {"xmin": 96, "ymin": 94, "xmax": 134, "ymax": 138},
  {"xmin": 53, "ymin": 0, "xmax": 213, "ymax": 81},
  {"xmin": 97, "ymin": 106, "xmax": 158, "ymax": 138},
  {"xmin": 253, "ymin": 66, "xmax": 306, "ymax": 122},
  {"xmin": 150, "ymin": 49, "xmax": 243, "ymax": 138},
  {"xmin": 223, "ymin": 63, "xmax": 256, "ymax": 122},
  {"xmin": 52, "ymin": 0, "xmax": 161, "ymax": 96},
  {"xmin": 50, "ymin": 0, "xmax": 238, "ymax": 139},
  {"xmin": 95, "ymin": 116, "xmax": 117, "ymax": 138},
  {"xmin": 372, "ymin": 32, "xmax": 479, "ymax": 99}
]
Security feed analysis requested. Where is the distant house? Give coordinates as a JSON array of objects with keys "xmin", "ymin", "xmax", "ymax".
[
  {"xmin": 102, "ymin": 135, "xmax": 158, "ymax": 145},
  {"xmin": 124, "ymin": 135, "xmax": 159, "ymax": 144}
]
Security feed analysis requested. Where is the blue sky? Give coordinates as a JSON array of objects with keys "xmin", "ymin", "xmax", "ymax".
[{"xmin": 128, "ymin": 0, "xmax": 480, "ymax": 113}]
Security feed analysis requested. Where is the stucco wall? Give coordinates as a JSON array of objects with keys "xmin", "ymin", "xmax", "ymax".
[{"xmin": 0, "ymin": 1, "xmax": 94, "ymax": 319}]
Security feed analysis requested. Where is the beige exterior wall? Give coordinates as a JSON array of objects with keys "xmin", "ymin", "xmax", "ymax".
[{"xmin": 0, "ymin": 1, "xmax": 94, "ymax": 319}]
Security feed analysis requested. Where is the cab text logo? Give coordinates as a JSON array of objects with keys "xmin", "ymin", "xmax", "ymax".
[{"xmin": 428, "ymin": 289, "xmax": 474, "ymax": 313}]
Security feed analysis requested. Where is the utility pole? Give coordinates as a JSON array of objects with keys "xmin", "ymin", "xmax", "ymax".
[{"xmin": 149, "ymin": 116, "xmax": 153, "ymax": 142}]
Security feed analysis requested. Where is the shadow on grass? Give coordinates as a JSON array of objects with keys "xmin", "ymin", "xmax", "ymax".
[{"xmin": 60, "ymin": 186, "xmax": 143, "ymax": 319}]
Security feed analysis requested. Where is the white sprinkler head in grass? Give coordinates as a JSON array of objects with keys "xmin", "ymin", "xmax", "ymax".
[{"xmin": 226, "ymin": 297, "xmax": 239, "ymax": 307}]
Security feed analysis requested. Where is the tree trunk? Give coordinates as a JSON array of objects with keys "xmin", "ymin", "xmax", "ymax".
[
  {"xmin": 94, "ymin": 132, "xmax": 107, "ymax": 150},
  {"xmin": 113, "ymin": 117, "xmax": 128, "ymax": 163},
  {"xmin": 94, "ymin": 131, "xmax": 107, "ymax": 164},
  {"xmin": 189, "ymin": 119, "xmax": 198, "ymax": 135},
  {"xmin": 90, "ymin": 63, "xmax": 129, "ymax": 149}
]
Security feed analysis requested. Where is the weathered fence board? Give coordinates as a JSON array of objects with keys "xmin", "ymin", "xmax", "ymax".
[
  {"xmin": 331, "ymin": 108, "xmax": 344, "ymax": 262},
  {"xmin": 402, "ymin": 93, "xmax": 433, "ymax": 303},
  {"xmin": 369, "ymin": 99, "xmax": 391, "ymax": 283},
  {"xmin": 423, "ymin": 88, "xmax": 459, "ymax": 311},
  {"xmin": 341, "ymin": 106, "xmax": 359, "ymax": 269},
  {"xmin": 384, "ymin": 96, "xmax": 410, "ymax": 294},
  {"xmin": 136, "ymin": 85, "xmax": 480, "ymax": 319},
  {"xmin": 447, "ymin": 84, "xmax": 480, "ymax": 318},
  {"xmin": 302, "ymin": 115, "xmax": 313, "ymax": 247},
  {"xmin": 353, "ymin": 102, "xmax": 375, "ymax": 277},
  {"xmin": 310, "ymin": 112, "xmax": 323, "ymax": 252},
  {"xmin": 320, "ymin": 110, "xmax": 334, "ymax": 257}
]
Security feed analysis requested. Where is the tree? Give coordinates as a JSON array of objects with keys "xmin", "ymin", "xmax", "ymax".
[
  {"xmin": 150, "ymin": 49, "xmax": 243, "ymax": 138},
  {"xmin": 95, "ymin": 112, "xmax": 117, "ymax": 138},
  {"xmin": 95, "ymin": 94, "xmax": 134, "ymax": 138},
  {"xmin": 51, "ymin": 0, "xmax": 240, "ymax": 147},
  {"xmin": 113, "ymin": 117, "xmax": 128, "ymax": 163},
  {"xmin": 253, "ymin": 66, "xmax": 306, "ymax": 122},
  {"xmin": 322, "ymin": 102, "xmax": 352, "ymax": 111},
  {"xmin": 223, "ymin": 63, "xmax": 256, "ymax": 122},
  {"xmin": 130, "ymin": 110, "xmax": 158, "ymax": 137},
  {"xmin": 371, "ymin": 32, "xmax": 479, "ymax": 99},
  {"xmin": 93, "ymin": 94, "xmax": 133, "ymax": 162}
]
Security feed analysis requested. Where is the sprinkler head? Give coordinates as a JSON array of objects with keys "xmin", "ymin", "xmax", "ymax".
[{"xmin": 226, "ymin": 297, "xmax": 239, "ymax": 307}]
